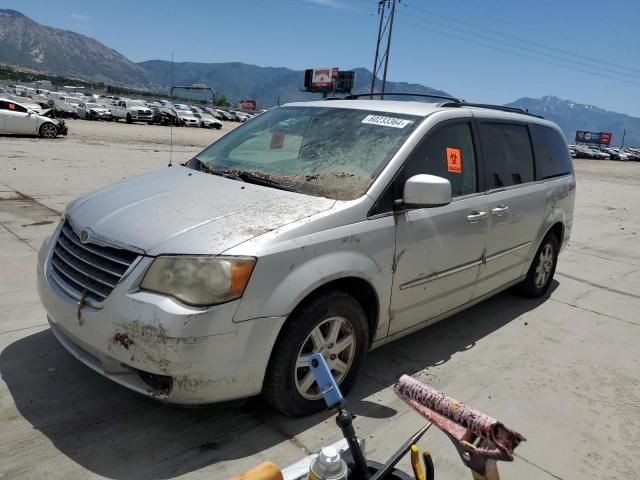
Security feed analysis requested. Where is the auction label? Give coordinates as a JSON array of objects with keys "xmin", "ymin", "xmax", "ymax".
[{"xmin": 361, "ymin": 114, "xmax": 412, "ymax": 128}]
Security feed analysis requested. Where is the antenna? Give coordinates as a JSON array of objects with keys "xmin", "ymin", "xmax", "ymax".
[{"xmin": 169, "ymin": 51, "xmax": 174, "ymax": 167}]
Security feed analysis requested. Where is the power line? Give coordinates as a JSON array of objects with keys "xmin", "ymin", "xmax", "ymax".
[
  {"xmin": 400, "ymin": 8, "xmax": 640, "ymax": 81},
  {"xmin": 396, "ymin": 17, "xmax": 640, "ymax": 87},
  {"xmin": 404, "ymin": 3, "xmax": 640, "ymax": 75}
]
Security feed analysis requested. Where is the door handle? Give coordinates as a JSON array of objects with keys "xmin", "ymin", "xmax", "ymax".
[
  {"xmin": 491, "ymin": 205, "xmax": 510, "ymax": 217},
  {"xmin": 466, "ymin": 211, "xmax": 487, "ymax": 223}
]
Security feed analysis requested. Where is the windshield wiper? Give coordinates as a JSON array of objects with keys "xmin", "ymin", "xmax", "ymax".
[
  {"xmin": 236, "ymin": 171, "xmax": 295, "ymax": 192},
  {"xmin": 191, "ymin": 159, "xmax": 243, "ymax": 179},
  {"xmin": 191, "ymin": 159, "xmax": 294, "ymax": 192}
]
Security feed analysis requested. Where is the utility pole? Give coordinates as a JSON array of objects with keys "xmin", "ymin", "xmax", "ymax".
[
  {"xmin": 621, "ymin": 128, "xmax": 626, "ymax": 148},
  {"xmin": 370, "ymin": 0, "xmax": 399, "ymax": 99}
]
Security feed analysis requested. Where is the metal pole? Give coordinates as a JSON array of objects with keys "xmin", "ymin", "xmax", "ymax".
[
  {"xmin": 380, "ymin": 0, "xmax": 397, "ymax": 99},
  {"xmin": 621, "ymin": 129, "xmax": 626, "ymax": 148},
  {"xmin": 370, "ymin": 0, "xmax": 386, "ymax": 97}
]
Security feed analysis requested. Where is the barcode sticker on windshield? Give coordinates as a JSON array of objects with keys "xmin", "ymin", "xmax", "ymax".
[{"xmin": 361, "ymin": 114, "xmax": 412, "ymax": 128}]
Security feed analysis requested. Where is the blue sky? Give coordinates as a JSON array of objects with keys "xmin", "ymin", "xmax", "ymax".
[{"xmin": 3, "ymin": 0, "xmax": 640, "ymax": 116}]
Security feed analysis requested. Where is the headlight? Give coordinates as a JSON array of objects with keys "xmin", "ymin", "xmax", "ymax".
[{"xmin": 141, "ymin": 256, "xmax": 256, "ymax": 306}]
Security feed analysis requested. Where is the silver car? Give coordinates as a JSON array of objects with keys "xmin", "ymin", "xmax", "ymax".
[{"xmin": 37, "ymin": 100, "xmax": 575, "ymax": 416}]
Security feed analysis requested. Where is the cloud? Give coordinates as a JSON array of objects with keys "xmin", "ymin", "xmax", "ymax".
[
  {"xmin": 302, "ymin": 0, "xmax": 348, "ymax": 10},
  {"xmin": 69, "ymin": 13, "xmax": 92, "ymax": 22}
]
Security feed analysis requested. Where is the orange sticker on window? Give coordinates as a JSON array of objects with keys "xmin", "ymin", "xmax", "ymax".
[
  {"xmin": 270, "ymin": 131, "xmax": 286, "ymax": 149},
  {"xmin": 446, "ymin": 147, "xmax": 462, "ymax": 173}
]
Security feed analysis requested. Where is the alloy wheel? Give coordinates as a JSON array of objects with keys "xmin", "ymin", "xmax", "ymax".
[
  {"xmin": 535, "ymin": 243, "xmax": 554, "ymax": 289},
  {"xmin": 294, "ymin": 316, "xmax": 356, "ymax": 400},
  {"xmin": 40, "ymin": 123, "xmax": 57, "ymax": 139}
]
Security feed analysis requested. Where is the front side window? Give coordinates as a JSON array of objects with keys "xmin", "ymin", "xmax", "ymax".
[
  {"xmin": 404, "ymin": 122, "xmax": 478, "ymax": 197},
  {"xmin": 192, "ymin": 106, "xmax": 422, "ymax": 200},
  {"xmin": 478, "ymin": 123, "xmax": 534, "ymax": 190}
]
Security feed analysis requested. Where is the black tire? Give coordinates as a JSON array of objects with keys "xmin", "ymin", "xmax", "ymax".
[
  {"xmin": 263, "ymin": 290, "xmax": 369, "ymax": 417},
  {"xmin": 84, "ymin": 112, "xmax": 89, "ymax": 120},
  {"xmin": 148, "ymin": 121, "xmax": 154, "ymax": 125},
  {"xmin": 126, "ymin": 114, "xmax": 132, "ymax": 124},
  {"xmin": 517, "ymin": 233, "xmax": 559, "ymax": 298}
]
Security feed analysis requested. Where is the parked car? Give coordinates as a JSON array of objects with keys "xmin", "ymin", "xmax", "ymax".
[
  {"xmin": 37, "ymin": 99, "xmax": 575, "ymax": 416},
  {"xmin": 110, "ymin": 99, "xmax": 153, "ymax": 123},
  {"xmin": 76, "ymin": 102, "xmax": 112, "ymax": 121},
  {"xmin": 149, "ymin": 106, "xmax": 183, "ymax": 126},
  {"xmin": 0, "ymin": 98, "xmax": 67, "ymax": 138},
  {"xmin": 194, "ymin": 112, "xmax": 222, "ymax": 129},
  {"xmin": 215, "ymin": 108, "xmax": 236, "ymax": 121},
  {"xmin": 202, "ymin": 107, "xmax": 224, "ymax": 120},
  {"xmin": 176, "ymin": 110, "xmax": 200, "ymax": 127}
]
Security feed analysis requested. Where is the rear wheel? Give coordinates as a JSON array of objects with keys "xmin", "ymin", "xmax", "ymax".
[
  {"xmin": 517, "ymin": 234, "xmax": 559, "ymax": 297},
  {"xmin": 263, "ymin": 291, "xmax": 369, "ymax": 417},
  {"xmin": 39, "ymin": 123, "xmax": 58, "ymax": 139}
]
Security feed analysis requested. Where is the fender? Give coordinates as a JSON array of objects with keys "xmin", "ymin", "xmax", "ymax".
[{"xmin": 233, "ymin": 249, "xmax": 392, "ymax": 341}]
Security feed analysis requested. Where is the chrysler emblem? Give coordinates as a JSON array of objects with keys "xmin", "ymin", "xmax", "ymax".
[{"xmin": 80, "ymin": 229, "xmax": 90, "ymax": 244}]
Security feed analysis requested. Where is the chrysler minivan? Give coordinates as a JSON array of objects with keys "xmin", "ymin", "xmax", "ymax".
[{"xmin": 37, "ymin": 99, "xmax": 575, "ymax": 416}]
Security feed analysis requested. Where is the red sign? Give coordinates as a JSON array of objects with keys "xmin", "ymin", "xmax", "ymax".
[
  {"xmin": 239, "ymin": 99, "xmax": 256, "ymax": 111},
  {"xmin": 270, "ymin": 131, "xmax": 286, "ymax": 149},
  {"xmin": 599, "ymin": 132, "xmax": 612, "ymax": 145}
]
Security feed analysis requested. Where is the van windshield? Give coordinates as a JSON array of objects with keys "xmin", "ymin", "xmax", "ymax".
[{"xmin": 190, "ymin": 106, "xmax": 422, "ymax": 200}]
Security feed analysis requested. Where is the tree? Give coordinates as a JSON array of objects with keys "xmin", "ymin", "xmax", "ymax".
[{"xmin": 214, "ymin": 95, "xmax": 230, "ymax": 107}]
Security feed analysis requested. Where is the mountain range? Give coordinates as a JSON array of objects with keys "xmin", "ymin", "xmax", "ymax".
[{"xmin": 0, "ymin": 8, "xmax": 637, "ymax": 146}]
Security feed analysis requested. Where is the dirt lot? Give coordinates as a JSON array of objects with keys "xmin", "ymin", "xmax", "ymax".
[{"xmin": 1, "ymin": 121, "xmax": 639, "ymax": 479}]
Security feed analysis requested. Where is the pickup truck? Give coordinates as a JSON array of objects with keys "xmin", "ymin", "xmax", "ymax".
[{"xmin": 110, "ymin": 100, "xmax": 153, "ymax": 123}]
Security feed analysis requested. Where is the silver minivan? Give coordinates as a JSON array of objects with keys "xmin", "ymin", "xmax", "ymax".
[{"xmin": 37, "ymin": 99, "xmax": 575, "ymax": 416}]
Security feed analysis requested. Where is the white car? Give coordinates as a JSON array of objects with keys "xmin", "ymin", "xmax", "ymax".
[
  {"xmin": 0, "ymin": 98, "xmax": 67, "ymax": 138},
  {"xmin": 177, "ymin": 111, "xmax": 199, "ymax": 127},
  {"xmin": 194, "ymin": 112, "xmax": 222, "ymax": 129}
]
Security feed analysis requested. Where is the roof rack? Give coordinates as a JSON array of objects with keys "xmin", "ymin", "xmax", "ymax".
[
  {"xmin": 326, "ymin": 92, "xmax": 464, "ymax": 103},
  {"xmin": 322, "ymin": 93, "xmax": 544, "ymax": 119},
  {"xmin": 440, "ymin": 101, "xmax": 544, "ymax": 119}
]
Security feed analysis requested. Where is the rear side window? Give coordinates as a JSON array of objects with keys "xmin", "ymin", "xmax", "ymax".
[
  {"xmin": 530, "ymin": 124, "xmax": 572, "ymax": 180},
  {"xmin": 478, "ymin": 123, "xmax": 534, "ymax": 190},
  {"xmin": 404, "ymin": 122, "xmax": 478, "ymax": 197}
]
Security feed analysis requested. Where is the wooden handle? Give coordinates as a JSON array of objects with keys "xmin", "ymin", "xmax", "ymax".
[{"xmin": 230, "ymin": 462, "xmax": 284, "ymax": 480}]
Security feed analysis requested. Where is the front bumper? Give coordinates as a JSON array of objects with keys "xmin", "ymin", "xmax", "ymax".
[{"xmin": 36, "ymin": 228, "xmax": 285, "ymax": 404}]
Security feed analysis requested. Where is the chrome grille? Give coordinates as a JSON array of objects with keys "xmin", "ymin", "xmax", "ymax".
[{"xmin": 50, "ymin": 221, "xmax": 139, "ymax": 304}]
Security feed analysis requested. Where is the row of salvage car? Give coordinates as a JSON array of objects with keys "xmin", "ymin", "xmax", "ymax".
[
  {"xmin": 0, "ymin": 84, "xmax": 260, "ymax": 138},
  {"xmin": 568, "ymin": 144, "xmax": 640, "ymax": 161}
]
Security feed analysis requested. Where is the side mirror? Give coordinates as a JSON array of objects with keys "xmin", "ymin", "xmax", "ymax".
[{"xmin": 398, "ymin": 174, "xmax": 452, "ymax": 209}]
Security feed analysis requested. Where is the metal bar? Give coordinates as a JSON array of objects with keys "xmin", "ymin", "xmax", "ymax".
[
  {"xmin": 370, "ymin": 0, "xmax": 386, "ymax": 97},
  {"xmin": 380, "ymin": 0, "xmax": 397, "ymax": 98}
]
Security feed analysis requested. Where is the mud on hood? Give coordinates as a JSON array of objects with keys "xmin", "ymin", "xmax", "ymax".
[{"xmin": 66, "ymin": 166, "xmax": 335, "ymax": 255}]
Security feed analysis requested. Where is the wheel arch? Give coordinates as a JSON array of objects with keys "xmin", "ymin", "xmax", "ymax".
[{"xmin": 284, "ymin": 276, "xmax": 380, "ymax": 348}]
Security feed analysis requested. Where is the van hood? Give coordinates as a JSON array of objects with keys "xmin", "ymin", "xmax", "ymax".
[{"xmin": 66, "ymin": 166, "xmax": 336, "ymax": 256}]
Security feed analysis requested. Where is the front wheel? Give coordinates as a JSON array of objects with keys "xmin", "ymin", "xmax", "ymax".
[
  {"xmin": 263, "ymin": 291, "xmax": 369, "ymax": 417},
  {"xmin": 126, "ymin": 114, "xmax": 132, "ymax": 124},
  {"xmin": 39, "ymin": 123, "xmax": 58, "ymax": 139},
  {"xmin": 517, "ymin": 234, "xmax": 559, "ymax": 297}
]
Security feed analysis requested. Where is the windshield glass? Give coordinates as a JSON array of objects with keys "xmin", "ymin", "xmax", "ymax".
[{"xmin": 191, "ymin": 106, "xmax": 421, "ymax": 200}]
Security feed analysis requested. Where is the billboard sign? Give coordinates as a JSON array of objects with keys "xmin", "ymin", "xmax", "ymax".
[
  {"xmin": 310, "ymin": 68, "xmax": 337, "ymax": 88},
  {"xmin": 575, "ymin": 130, "xmax": 612, "ymax": 145},
  {"xmin": 239, "ymin": 99, "xmax": 256, "ymax": 110}
]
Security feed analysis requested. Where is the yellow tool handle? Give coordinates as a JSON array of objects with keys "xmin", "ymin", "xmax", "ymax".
[
  {"xmin": 230, "ymin": 461, "xmax": 284, "ymax": 480},
  {"xmin": 411, "ymin": 445, "xmax": 425, "ymax": 480}
]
